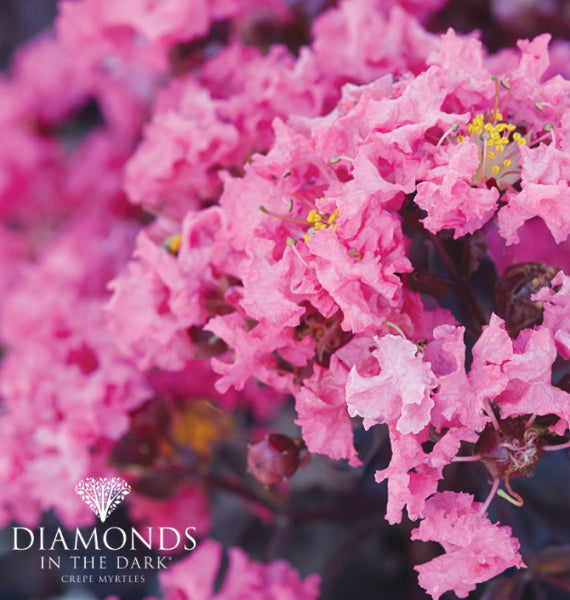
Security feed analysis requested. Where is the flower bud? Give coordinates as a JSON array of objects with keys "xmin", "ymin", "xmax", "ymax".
[{"xmin": 247, "ymin": 434, "xmax": 310, "ymax": 487}]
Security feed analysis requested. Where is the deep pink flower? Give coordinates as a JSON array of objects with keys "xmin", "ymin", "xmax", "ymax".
[{"xmin": 485, "ymin": 218, "xmax": 570, "ymax": 279}]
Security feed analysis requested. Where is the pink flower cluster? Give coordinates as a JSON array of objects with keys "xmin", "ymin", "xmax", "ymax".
[{"xmin": 2, "ymin": 0, "xmax": 570, "ymax": 598}]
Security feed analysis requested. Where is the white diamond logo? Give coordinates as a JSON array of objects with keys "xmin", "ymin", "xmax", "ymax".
[{"xmin": 75, "ymin": 477, "xmax": 132, "ymax": 523}]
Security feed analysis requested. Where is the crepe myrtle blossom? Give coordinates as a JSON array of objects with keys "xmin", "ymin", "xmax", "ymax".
[
  {"xmin": 295, "ymin": 356, "xmax": 362, "ymax": 468},
  {"xmin": 204, "ymin": 110, "xmax": 438, "ymax": 400},
  {"xmin": 301, "ymin": 29, "xmax": 570, "ymax": 242},
  {"xmin": 106, "ymin": 207, "xmax": 242, "ymax": 372},
  {"xmin": 159, "ymin": 539, "xmax": 320, "ymax": 600},
  {"xmin": 219, "ymin": 116, "xmax": 413, "ymax": 337},
  {"xmin": 424, "ymin": 32, "xmax": 570, "ymax": 242},
  {"xmin": 4, "ymin": 1, "xmax": 570, "ymax": 598},
  {"xmin": 124, "ymin": 43, "xmax": 333, "ymax": 218},
  {"xmin": 344, "ymin": 314, "xmax": 570, "ymax": 597},
  {"xmin": 345, "ymin": 327, "xmax": 481, "ymax": 524},
  {"xmin": 411, "ymin": 492, "xmax": 525, "ymax": 600},
  {"xmin": 123, "ymin": 1, "xmax": 447, "ymax": 219}
]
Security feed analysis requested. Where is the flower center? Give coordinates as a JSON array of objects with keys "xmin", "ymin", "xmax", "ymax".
[
  {"xmin": 435, "ymin": 78, "xmax": 555, "ymax": 192},
  {"xmin": 259, "ymin": 203, "xmax": 339, "ymax": 244},
  {"xmin": 304, "ymin": 208, "xmax": 339, "ymax": 242},
  {"xmin": 461, "ymin": 112, "xmax": 524, "ymax": 190}
]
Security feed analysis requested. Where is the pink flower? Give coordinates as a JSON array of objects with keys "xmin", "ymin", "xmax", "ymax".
[
  {"xmin": 346, "ymin": 334, "xmax": 437, "ymax": 435},
  {"xmin": 125, "ymin": 42, "xmax": 336, "ymax": 217},
  {"xmin": 424, "ymin": 325, "xmax": 483, "ymax": 431},
  {"xmin": 306, "ymin": 212, "xmax": 411, "ymax": 332},
  {"xmin": 498, "ymin": 142, "xmax": 570, "ymax": 245},
  {"xmin": 411, "ymin": 491, "xmax": 525, "ymax": 599},
  {"xmin": 469, "ymin": 314, "xmax": 570, "ymax": 427},
  {"xmin": 0, "ymin": 208, "xmax": 150, "ymax": 528},
  {"xmin": 207, "ymin": 312, "xmax": 312, "ymax": 394},
  {"xmin": 415, "ymin": 141, "xmax": 500, "ymax": 237},
  {"xmin": 124, "ymin": 80, "xmax": 240, "ymax": 217},
  {"xmin": 295, "ymin": 356, "xmax": 361, "ymax": 467},
  {"xmin": 0, "ymin": 341, "xmax": 151, "ymax": 528},
  {"xmin": 534, "ymin": 271, "xmax": 570, "ymax": 359},
  {"xmin": 239, "ymin": 237, "xmax": 309, "ymax": 332},
  {"xmin": 106, "ymin": 229, "xmax": 197, "ymax": 372},
  {"xmin": 57, "ymin": 0, "xmax": 209, "ymax": 71},
  {"xmin": 468, "ymin": 314, "xmax": 514, "ymax": 407},
  {"xmin": 107, "ymin": 207, "xmax": 240, "ymax": 371},
  {"xmin": 376, "ymin": 426, "xmax": 478, "ymax": 524}
]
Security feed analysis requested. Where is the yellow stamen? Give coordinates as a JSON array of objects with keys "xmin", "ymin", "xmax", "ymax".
[
  {"xmin": 486, "ymin": 152, "xmax": 495, "ymax": 160},
  {"xmin": 492, "ymin": 165, "xmax": 500, "ymax": 175},
  {"xmin": 163, "ymin": 233, "xmax": 183, "ymax": 255},
  {"xmin": 306, "ymin": 209, "xmax": 322, "ymax": 223},
  {"xmin": 503, "ymin": 159, "xmax": 512, "ymax": 167}
]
